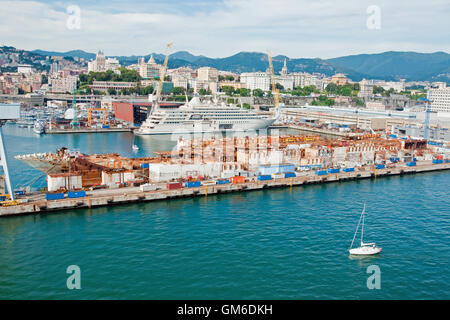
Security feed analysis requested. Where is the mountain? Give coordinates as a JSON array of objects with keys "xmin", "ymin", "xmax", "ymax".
[
  {"xmin": 327, "ymin": 51, "xmax": 450, "ymax": 82},
  {"xmin": 170, "ymin": 51, "xmax": 206, "ymax": 63},
  {"xmin": 29, "ymin": 47, "xmax": 449, "ymax": 82},
  {"xmin": 33, "ymin": 49, "xmax": 96, "ymax": 60}
]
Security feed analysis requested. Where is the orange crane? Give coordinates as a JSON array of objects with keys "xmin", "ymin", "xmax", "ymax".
[
  {"xmin": 88, "ymin": 108, "xmax": 108, "ymax": 127},
  {"xmin": 154, "ymin": 43, "xmax": 173, "ymax": 111}
]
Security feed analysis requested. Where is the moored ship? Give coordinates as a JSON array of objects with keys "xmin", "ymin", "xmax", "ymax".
[{"xmin": 135, "ymin": 96, "xmax": 278, "ymax": 135}]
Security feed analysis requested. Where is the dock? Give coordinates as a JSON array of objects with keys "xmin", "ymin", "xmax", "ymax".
[
  {"xmin": 46, "ymin": 127, "xmax": 134, "ymax": 134},
  {"xmin": 1, "ymin": 161, "xmax": 449, "ymax": 217}
]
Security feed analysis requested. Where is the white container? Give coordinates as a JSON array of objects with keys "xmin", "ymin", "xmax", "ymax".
[
  {"xmin": 140, "ymin": 183, "xmax": 157, "ymax": 192},
  {"xmin": 272, "ymin": 173, "xmax": 284, "ymax": 179},
  {"xmin": 202, "ymin": 180, "xmax": 216, "ymax": 186}
]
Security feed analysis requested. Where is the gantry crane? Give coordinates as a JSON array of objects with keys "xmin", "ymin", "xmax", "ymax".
[{"xmin": 267, "ymin": 50, "xmax": 280, "ymax": 116}]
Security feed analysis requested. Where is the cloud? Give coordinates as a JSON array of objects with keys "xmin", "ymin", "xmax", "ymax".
[{"xmin": 0, "ymin": 0, "xmax": 449, "ymax": 58}]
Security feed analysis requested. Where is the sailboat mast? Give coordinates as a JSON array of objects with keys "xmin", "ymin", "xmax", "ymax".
[{"xmin": 361, "ymin": 203, "xmax": 366, "ymax": 246}]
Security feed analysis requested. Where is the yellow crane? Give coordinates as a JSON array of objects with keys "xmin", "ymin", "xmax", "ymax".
[
  {"xmin": 267, "ymin": 50, "xmax": 280, "ymax": 109},
  {"xmin": 155, "ymin": 43, "xmax": 173, "ymax": 105}
]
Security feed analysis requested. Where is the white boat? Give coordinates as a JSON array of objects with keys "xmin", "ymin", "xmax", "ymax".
[
  {"xmin": 349, "ymin": 203, "xmax": 382, "ymax": 256},
  {"xmin": 33, "ymin": 120, "xmax": 45, "ymax": 134},
  {"xmin": 132, "ymin": 144, "xmax": 139, "ymax": 151},
  {"xmin": 135, "ymin": 95, "xmax": 278, "ymax": 135}
]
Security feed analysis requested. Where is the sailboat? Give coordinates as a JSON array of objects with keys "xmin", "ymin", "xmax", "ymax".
[{"xmin": 349, "ymin": 203, "xmax": 382, "ymax": 256}]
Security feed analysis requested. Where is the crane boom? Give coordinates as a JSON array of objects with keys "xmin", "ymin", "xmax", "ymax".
[
  {"xmin": 156, "ymin": 43, "xmax": 173, "ymax": 106},
  {"xmin": 267, "ymin": 50, "xmax": 279, "ymax": 109}
]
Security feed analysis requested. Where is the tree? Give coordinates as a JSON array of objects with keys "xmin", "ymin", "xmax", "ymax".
[
  {"xmin": 235, "ymin": 88, "xmax": 250, "ymax": 97},
  {"xmin": 242, "ymin": 103, "xmax": 251, "ymax": 109},
  {"xmin": 41, "ymin": 74, "xmax": 48, "ymax": 84},
  {"xmin": 172, "ymin": 87, "xmax": 186, "ymax": 95},
  {"xmin": 275, "ymin": 83, "xmax": 284, "ymax": 90},
  {"xmin": 311, "ymin": 95, "xmax": 334, "ymax": 106},
  {"xmin": 107, "ymin": 88, "xmax": 117, "ymax": 95},
  {"xmin": 198, "ymin": 88, "xmax": 212, "ymax": 95},
  {"xmin": 252, "ymin": 88, "xmax": 264, "ymax": 97},
  {"xmin": 221, "ymin": 86, "xmax": 235, "ymax": 96}
]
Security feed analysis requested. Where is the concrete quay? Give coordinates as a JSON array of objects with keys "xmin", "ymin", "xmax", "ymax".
[
  {"xmin": 1, "ymin": 162, "xmax": 449, "ymax": 217},
  {"xmin": 46, "ymin": 127, "xmax": 134, "ymax": 134}
]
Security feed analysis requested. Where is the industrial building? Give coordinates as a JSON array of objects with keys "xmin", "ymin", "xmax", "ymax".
[{"xmin": 113, "ymin": 101, "xmax": 183, "ymax": 126}]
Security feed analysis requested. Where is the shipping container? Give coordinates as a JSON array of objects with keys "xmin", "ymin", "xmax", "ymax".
[
  {"xmin": 231, "ymin": 176, "xmax": 245, "ymax": 184},
  {"xmin": 375, "ymin": 164, "xmax": 385, "ymax": 169},
  {"xmin": 140, "ymin": 183, "xmax": 157, "ymax": 192},
  {"xmin": 328, "ymin": 168, "xmax": 340, "ymax": 174},
  {"xmin": 272, "ymin": 173, "xmax": 284, "ymax": 179},
  {"xmin": 390, "ymin": 157, "xmax": 400, "ymax": 163},
  {"xmin": 167, "ymin": 182, "xmax": 182, "ymax": 190},
  {"xmin": 342, "ymin": 168, "xmax": 354, "ymax": 172},
  {"xmin": 406, "ymin": 162, "xmax": 416, "ymax": 167},
  {"xmin": 432, "ymin": 159, "xmax": 443, "ymax": 164},
  {"xmin": 258, "ymin": 164, "xmax": 295, "ymax": 175},
  {"xmin": 140, "ymin": 163, "xmax": 149, "ymax": 169},
  {"xmin": 216, "ymin": 179, "xmax": 230, "ymax": 185},
  {"xmin": 45, "ymin": 192, "xmax": 65, "ymax": 201},
  {"xmin": 389, "ymin": 134, "xmax": 397, "ymax": 138},
  {"xmin": 0, "ymin": 196, "xmax": 6, "ymax": 201},
  {"xmin": 315, "ymin": 170, "xmax": 327, "ymax": 176},
  {"xmin": 185, "ymin": 181, "xmax": 201, "ymax": 188},
  {"xmin": 68, "ymin": 190, "xmax": 86, "ymax": 198},
  {"xmin": 284, "ymin": 172, "xmax": 296, "ymax": 178},
  {"xmin": 257, "ymin": 175, "xmax": 272, "ymax": 181},
  {"xmin": 202, "ymin": 180, "xmax": 216, "ymax": 186}
]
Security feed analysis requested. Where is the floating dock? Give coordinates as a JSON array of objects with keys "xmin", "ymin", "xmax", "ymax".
[
  {"xmin": 1, "ymin": 161, "xmax": 449, "ymax": 217},
  {"xmin": 46, "ymin": 127, "xmax": 133, "ymax": 134}
]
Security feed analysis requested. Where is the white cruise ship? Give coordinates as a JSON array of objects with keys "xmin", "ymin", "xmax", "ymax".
[{"xmin": 135, "ymin": 96, "xmax": 278, "ymax": 135}]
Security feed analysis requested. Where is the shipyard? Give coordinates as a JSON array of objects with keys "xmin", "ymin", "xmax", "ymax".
[
  {"xmin": 0, "ymin": 129, "xmax": 448, "ymax": 217},
  {"xmin": 1, "ymin": 46, "xmax": 450, "ymax": 218}
]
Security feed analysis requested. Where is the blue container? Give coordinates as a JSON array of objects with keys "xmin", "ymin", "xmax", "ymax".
[
  {"xmin": 328, "ymin": 168, "xmax": 340, "ymax": 174},
  {"xmin": 102, "ymin": 125, "xmax": 110, "ymax": 128},
  {"xmin": 390, "ymin": 157, "xmax": 400, "ymax": 163},
  {"xmin": 68, "ymin": 190, "xmax": 86, "ymax": 198},
  {"xmin": 185, "ymin": 181, "xmax": 201, "ymax": 188},
  {"xmin": 342, "ymin": 168, "xmax": 354, "ymax": 172},
  {"xmin": 375, "ymin": 164, "xmax": 385, "ymax": 169},
  {"xmin": 14, "ymin": 190, "xmax": 25, "ymax": 196},
  {"xmin": 406, "ymin": 162, "xmax": 416, "ymax": 167},
  {"xmin": 0, "ymin": 196, "xmax": 6, "ymax": 201},
  {"xmin": 216, "ymin": 179, "xmax": 230, "ymax": 184},
  {"xmin": 432, "ymin": 159, "xmax": 443, "ymax": 164},
  {"xmin": 446, "ymin": 159, "xmax": 450, "ymax": 163},
  {"xmin": 257, "ymin": 175, "xmax": 272, "ymax": 181},
  {"xmin": 284, "ymin": 172, "xmax": 296, "ymax": 178},
  {"xmin": 389, "ymin": 134, "xmax": 397, "ymax": 138},
  {"xmin": 140, "ymin": 163, "xmax": 149, "ymax": 169},
  {"xmin": 315, "ymin": 170, "xmax": 327, "ymax": 176},
  {"xmin": 46, "ymin": 193, "xmax": 65, "ymax": 201}
]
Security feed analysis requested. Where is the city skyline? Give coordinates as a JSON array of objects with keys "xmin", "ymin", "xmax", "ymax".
[{"xmin": 0, "ymin": 0, "xmax": 449, "ymax": 58}]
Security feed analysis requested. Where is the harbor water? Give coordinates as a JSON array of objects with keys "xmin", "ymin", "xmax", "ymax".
[{"xmin": 0, "ymin": 124, "xmax": 449, "ymax": 299}]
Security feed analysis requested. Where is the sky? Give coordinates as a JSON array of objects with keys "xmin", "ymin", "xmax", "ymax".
[{"xmin": 0, "ymin": 0, "xmax": 449, "ymax": 59}]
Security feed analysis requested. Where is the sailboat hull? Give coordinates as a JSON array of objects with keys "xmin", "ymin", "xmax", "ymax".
[{"xmin": 349, "ymin": 246, "xmax": 382, "ymax": 255}]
